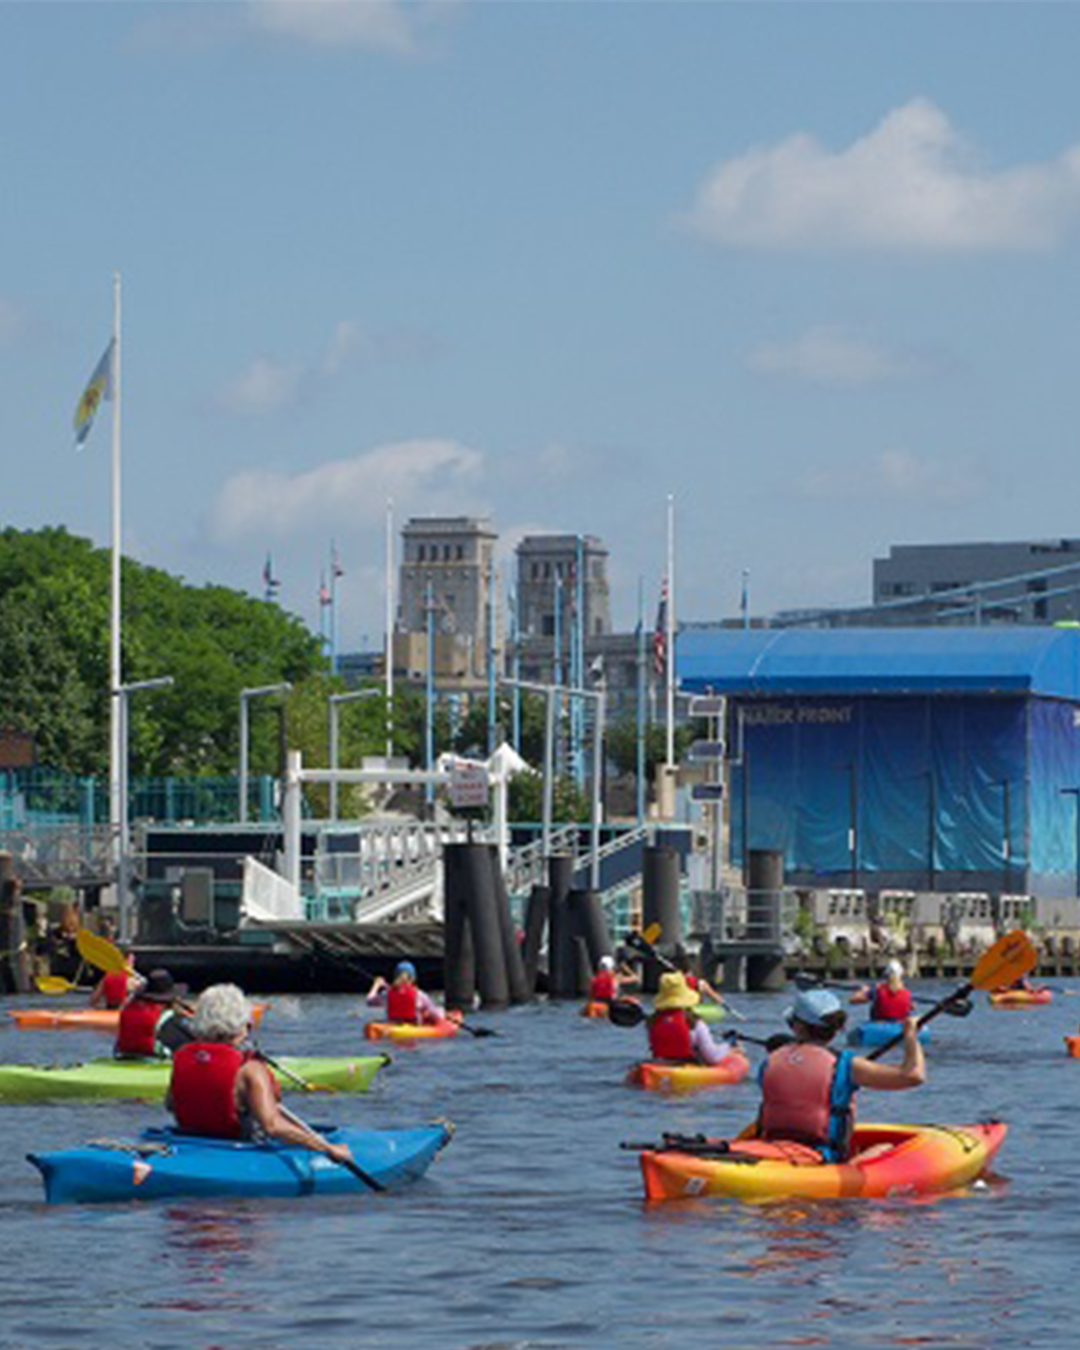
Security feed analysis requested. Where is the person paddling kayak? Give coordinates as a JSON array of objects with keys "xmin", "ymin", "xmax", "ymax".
[
  {"xmin": 89, "ymin": 947, "xmax": 145, "ymax": 1009},
  {"xmin": 647, "ymin": 972, "xmax": 734, "ymax": 1067},
  {"xmin": 753, "ymin": 988, "xmax": 925, "ymax": 1162},
  {"xmin": 167, "ymin": 983, "xmax": 353, "ymax": 1166},
  {"xmin": 588, "ymin": 955, "xmax": 638, "ymax": 1004},
  {"xmin": 850, "ymin": 959, "xmax": 913, "ymax": 1021},
  {"xmin": 114, "ymin": 968, "xmax": 194, "ymax": 1060},
  {"xmin": 367, "ymin": 961, "xmax": 445, "ymax": 1026}
]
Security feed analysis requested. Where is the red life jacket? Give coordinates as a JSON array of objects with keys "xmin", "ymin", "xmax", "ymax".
[
  {"xmin": 759, "ymin": 1043, "xmax": 854, "ymax": 1150},
  {"xmin": 871, "ymin": 984, "xmax": 913, "ymax": 1021},
  {"xmin": 101, "ymin": 971, "xmax": 130, "ymax": 1009},
  {"xmin": 684, "ymin": 973, "xmax": 700, "ymax": 991},
  {"xmin": 589, "ymin": 971, "xmax": 617, "ymax": 1002},
  {"xmin": 170, "ymin": 1043, "xmax": 280, "ymax": 1139},
  {"xmin": 648, "ymin": 1009, "xmax": 693, "ymax": 1062},
  {"xmin": 386, "ymin": 982, "xmax": 420, "ymax": 1024},
  {"xmin": 115, "ymin": 998, "xmax": 162, "ymax": 1057}
]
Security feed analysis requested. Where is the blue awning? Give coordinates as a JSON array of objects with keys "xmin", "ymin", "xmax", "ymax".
[{"xmin": 677, "ymin": 627, "xmax": 1080, "ymax": 698}]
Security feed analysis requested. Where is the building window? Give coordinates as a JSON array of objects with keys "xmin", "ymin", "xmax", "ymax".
[
  {"xmin": 542, "ymin": 615, "xmax": 555, "ymax": 636},
  {"xmin": 456, "ymin": 545, "xmax": 464, "ymax": 560},
  {"xmin": 417, "ymin": 545, "xmax": 425, "ymax": 562}
]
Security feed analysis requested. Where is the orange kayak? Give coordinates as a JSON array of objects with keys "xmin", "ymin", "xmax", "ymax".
[
  {"xmin": 581, "ymin": 1001, "xmax": 611, "ymax": 1019},
  {"xmin": 364, "ymin": 1017, "xmax": 459, "ymax": 1042},
  {"xmin": 639, "ymin": 1121, "xmax": 1007, "ymax": 1203},
  {"xmin": 989, "ymin": 988, "xmax": 1052, "ymax": 1007},
  {"xmin": 626, "ymin": 1053, "xmax": 751, "ymax": 1092},
  {"xmin": 1065, "ymin": 1036, "xmax": 1080, "ymax": 1058},
  {"xmin": 9, "ymin": 1002, "xmax": 268, "ymax": 1032}
]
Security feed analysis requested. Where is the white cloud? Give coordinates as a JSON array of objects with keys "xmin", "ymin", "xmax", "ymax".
[
  {"xmin": 682, "ymin": 99, "xmax": 1080, "ymax": 251},
  {"xmin": 793, "ymin": 448, "xmax": 988, "ymax": 508},
  {"xmin": 246, "ymin": 0, "xmax": 425, "ymax": 54},
  {"xmin": 748, "ymin": 327, "xmax": 929, "ymax": 386},
  {"xmin": 210, "ymin": 438, "xmax": 486, "ymax": 540},
  {"xmin": 215, "ymin": 317, "xmax": 439, "ymax": 416}
]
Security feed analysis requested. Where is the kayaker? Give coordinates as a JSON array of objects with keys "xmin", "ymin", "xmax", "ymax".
[
  {"xmin": 89, "ymin": 948, "xmax": 145, "ymax": 1009},
  {"xmin": 114, "ymin": 968, "xmax": 192, "ymax": 1060},
  {"xmin": 367, "ymin": 961, "xmax": 445, "ymax": 1025},
  {"xmin": 647, "ymin": 971, "xmax": 734, "ymax": 1067},
  {"xmin": 755, "ymin": 988, "xmax": 925, "ymax": 1162},
  {"xmin": 850, "ymin": 958, "xmax": 913, "ymax": 1021},
  {"xmin": 673, "ymin": 946, "xmax": 724, "ymax": 1006},
  {"xmin": 589, "ymin": 955, "xmax": 638, "ymax": 1004},
  {"xmin": 168, "ymin": 983, "xmax": 353, "ymax": 1166}
]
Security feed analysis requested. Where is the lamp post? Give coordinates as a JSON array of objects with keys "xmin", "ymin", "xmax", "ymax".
[
  {"xmin": 117, "ymin": 675, "xmax": 174, "ymax": 942},
  {"xmin": 239, "ymin": 683, "xmax": 292, "ymax": 823},
  {"xmin": 328, "ymin": 689, "xmax": 380, "ymax": 820},
  {"xmin": 836, "ymin": 761, "xmax": 858, "ymax": 890},
  {"xmin": 994, "ymin": 779, "xmax": 1012, "ymax": 895}
]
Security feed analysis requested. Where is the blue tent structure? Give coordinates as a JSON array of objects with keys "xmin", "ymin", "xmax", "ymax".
[{"xmin": 677, "ymin": 627, "xmax": 1080, "ymax": 897}]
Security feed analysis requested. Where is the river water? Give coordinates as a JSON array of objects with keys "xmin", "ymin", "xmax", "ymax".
[{"xmin": 0, "ymin": 982, "xmax": 1075, "ymax": 1349}]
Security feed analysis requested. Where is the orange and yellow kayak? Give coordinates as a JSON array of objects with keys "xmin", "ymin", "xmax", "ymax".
[
  {"xmin": 989, "ymin": 988, "xmax": 1052, "ymax": 1007},
  {"xmin": 363, "ymin": 1016, "xmax": 460, "ymax": 1042},
  {"xmin": 639, "ymin": 1121, "xmax": 1006, "ymax": 1203},
  {"xmin": 581, "ymin": 1001, "xmax": 612, "ymax": 1019},
  {"xmin": 1064, "ymin": 1035, "xmax": 1080, "ymax": 1058},
  {"xmin": 626, "ymin": 1053, "xmax": 751, "ymax": 1093},
  {"xmin": 8, "ymin": 1003, "xmax": 268, "ymax": 1032}
]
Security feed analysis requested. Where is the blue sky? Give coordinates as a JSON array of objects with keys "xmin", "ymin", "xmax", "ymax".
[{"xmin": 4, "ymin": 2, "xmax": 1080, "ymax": 647}]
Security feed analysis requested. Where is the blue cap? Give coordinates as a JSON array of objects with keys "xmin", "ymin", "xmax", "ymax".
[
  {"xmin": 785, "ymin": 987, "xmax": 843, "ymax": 1029},
  {"xmin": 394, "ymin": 961, "xmax": 416, "ymax": 980}
]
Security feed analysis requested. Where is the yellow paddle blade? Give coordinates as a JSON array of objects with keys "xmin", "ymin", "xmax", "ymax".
[
  {"xmin": 641, "ymin": 922, "xmax": 663, "ymax": 946},
  {"xmin": 970, "ymin": 930, "xmax": 1038, "ymax": 991},
  {"xmin": 75, "ymin": 928, "xmax": 127, "ymax": 974},
  {"xmin": 35, "ymin": 975, "xmax": 76, "ymax": 995}
]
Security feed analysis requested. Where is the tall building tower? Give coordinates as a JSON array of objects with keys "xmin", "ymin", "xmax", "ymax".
[
  {"xmin": 515, "ymin": 534, "xmax": 611, "ymax": 639},
  {"xmin": 397, "ymin": 516, "xmax": 498, "ymax": 683}
]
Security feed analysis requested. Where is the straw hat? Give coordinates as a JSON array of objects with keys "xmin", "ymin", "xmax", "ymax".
[{"xmin": 654, "ymin": 971, "xmax": 700, "ymax": 1013}]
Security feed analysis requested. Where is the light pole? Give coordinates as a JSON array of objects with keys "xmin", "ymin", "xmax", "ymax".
[
  {"xmin": 117, "ymin": 675, "xmax": 174, "ymax": 942},
  {"xmin": 328, "ymin": 689, "xmax": 380, "ymax": 820},
  {"xmin": 994, "ymin": 779, "xmax": 1012, "ymax": 895},
  {"xmin": 239, "ymin": 683, "xmax": 292, "ymax": 823}
]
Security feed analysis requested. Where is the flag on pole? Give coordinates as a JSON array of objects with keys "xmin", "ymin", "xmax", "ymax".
[
  {"xmin": 262, "ymin": 553, "xmax": 280, "ymax": 601},
  {"xmin": 319, "ymin": 573, "xmax": 331, "ymax": 607},
  {"xmin": 73, "ymin": 340, "xmax": 115, "ymax": 449},
  {"xmin": 331, "ymin": 542, "xmax": 345, "ymax": 579},
  {"xmin": 653, "ymin": 579, "xmax": 668, "ymax": 677}
]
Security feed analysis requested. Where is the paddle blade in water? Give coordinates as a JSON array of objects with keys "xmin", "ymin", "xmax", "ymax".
[
  {"xmin": 970, "ymin": 931, "xmax": 1037, "ymax": 991},
  {"xmin": 75, "ymin": 929, "xmax": 127, "ymax": 974},
  {"xmin": 35, "ymin": 976, "xmax": 76, "ymax": 995},
  {"xmin": 608, "ymin": 999, "xmax": 646, "ymax": 1028}
]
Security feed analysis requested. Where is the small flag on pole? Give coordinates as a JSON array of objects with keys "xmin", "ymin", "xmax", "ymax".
[
  {"xmin": 331, "ymin": 542, "xmax": 345, "ymax": 579},
  {"xmin": 319, "ymin": 573, "xmax": 331, "ymax": 607},
  {"xmin": 262, "ymin": 553, "xmax": 280, "ymax": 601},
  {"xmin": 653, "ymin": 579, "xmax": 668, "ymax": 677},
  {"xmin": 73, "ymin": 340, "xmax": 115, "ymax": 449}
]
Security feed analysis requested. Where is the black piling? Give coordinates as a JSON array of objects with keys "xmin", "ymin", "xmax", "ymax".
[
  {"xmin": 443, "ymin": 843, "xmax": 477, "ymax": 1012},
  {"xmin": 570, "ymin": 888, "xmax": 612, "ymax": 969},
  {"xmin": 641, "ymin": 844, "xmax": 682, "ymax": 992},
  {"xmin": 0, "ymin": 853, "xmax": 29, "ymax": 996},
  {"xmin": 521, "ymin": 884, "xmax": 550, "ymax": 995},
  {"xmin": 547, "ymin": 854, "xmax": 578, "ymax": 998},
  {"xmin": 489, "ymin": 845, "xmax": 531, "ymax": 1004},
  {"xmin": 462, "ymin": 844, "xmax": 510, "ymax": 1009},
  {"xmin": 572, "ymin": 934, "xmax": 593, "ymax": 997}
]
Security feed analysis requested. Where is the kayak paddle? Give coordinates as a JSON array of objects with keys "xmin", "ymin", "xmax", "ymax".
[
  {"xmin": 277, "ymin": 1103, "xmax": 386, "ymax": 1193},
  {"xmin": 865, "ymin": 929, "xmax": 1037, "ymax": 1062},
  {"xmin": 75, "ymin": 928, "xmax": 128, "ymax": 975},
  {"xmin": 625, "ymin": 926, "xmax": 747, "ymax": 1021},
  {"xmin": 792, "ymin": 971, "xmax": 973, "ymax": 1017},
  {"xmin": 35, "ymin": 975, "xmax": 81, "ymax": 995}
]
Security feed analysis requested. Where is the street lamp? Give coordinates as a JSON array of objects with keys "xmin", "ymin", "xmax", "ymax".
[
  {"xmin": 117, "ymin": 675, "xmax": 174, "ymax": 942},
  {"xmin": 328, "ymin": 688, "xmax": 381, "ymax": 820},
  {"xmin": 239, "ymin": 683, "xmax": 292, "ymax": 823}
]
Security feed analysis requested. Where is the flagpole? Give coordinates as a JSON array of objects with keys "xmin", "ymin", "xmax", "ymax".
[
  {"xmin": 109, "ymin": 272, "xmax": 126, "ymax": 939},
  {"xmin": 664, "ymin": 493, "xmax": 675, "ymax": 775},
  {"xmin": 385, "ymin": 498, "xmax": 394, "ymax": 760},
  {"xmin": 636, "ymin": 575, "xmax": 646, "ymax": 827}
]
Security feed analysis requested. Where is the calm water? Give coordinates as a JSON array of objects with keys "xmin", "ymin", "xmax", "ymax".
[{"xmin": 0, "ymin": 982, "xmax": 1076, "ymax": 1349}]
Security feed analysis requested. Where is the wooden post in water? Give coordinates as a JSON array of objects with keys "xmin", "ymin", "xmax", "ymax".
[
  {"xmin": 521, "ymin": 885, "xmax": 550, "ymax": 994},
  {"xmin": 443, "ymin": 843, "xmax": 476, "ymax": 1012},
  {"xmin": 547, "ymin": 854, "xmax": 577, "ymax": 998},
  {"xmin": 642, "ymin": 844, "xmax": 681, "ymax": 993},
  {"xmin": 489, "ymin": 846, "xmax": 530, "ymax": 1004},
  {"xmin": 0, "ymin": 852, "xmax": 29, "ymax": 995}
]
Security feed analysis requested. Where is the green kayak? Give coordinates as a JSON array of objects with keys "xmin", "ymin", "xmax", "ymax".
[
  {"xmin": 0, "ymin": 1054, "xmax": 390, "ymax": 1103},
  {"xmin": 694, "ymin": 1003, "xmax": 726, "ymax": 1024}
]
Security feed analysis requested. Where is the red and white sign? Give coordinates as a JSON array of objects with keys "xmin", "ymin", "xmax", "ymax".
[{"xmin": 449, "ymin": 762, "xmax": 490, "ymax": 809}]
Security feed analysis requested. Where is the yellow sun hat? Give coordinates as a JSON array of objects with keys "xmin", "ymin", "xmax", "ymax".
[{"xmin": 653, "ymin": 971, "xmax": 700, "ymax": 1013}]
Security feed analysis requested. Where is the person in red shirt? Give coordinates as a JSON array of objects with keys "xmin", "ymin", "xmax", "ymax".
[
  {"xmin": 89, "ymin": 949, "xmax": 144, "ymax": 1009},
  {"xmin": 850, "ymin": 959, "xmax": 914, "ymax": 1022},
  {"xmin": 114, "ymin": 968, "xmax": 192, "ymax": 1059},
  {"xmin": 646, "ymin": 972, "xmax": 733, "ymax": 1066},
  {"xmin": 588, "ymin": 955, "xmax": 638, "ymax": 1004},
  {"xmin": 366, "ymin": 962, "xmax": 445, "ymax": 1025},
  {"xmin": 168, "ymin": 982, "xmax": 352, "ymax": 1165}
]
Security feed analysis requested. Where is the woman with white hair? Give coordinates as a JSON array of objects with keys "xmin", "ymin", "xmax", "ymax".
[
  {"xmin": 850, "ymin": 958, "xmax": 914, "ymax": 1022},
  {"xmin": 167, "ymin": 983, "xmax": 352, "ymax": 1166}
]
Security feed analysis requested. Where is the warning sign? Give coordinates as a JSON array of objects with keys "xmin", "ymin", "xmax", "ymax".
[{"xmin": 449, "ymin": 763, "xmax": 490, "ymax": 809}]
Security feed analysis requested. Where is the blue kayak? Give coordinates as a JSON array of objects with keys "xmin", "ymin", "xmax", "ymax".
[
  {"xmin": 847, "ymin": 1020, "xmax": 930, "ymax": 1048},
  {"xmin": 28, "ymin": 1123, "xmax": 452, "ymax": 1205}
]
